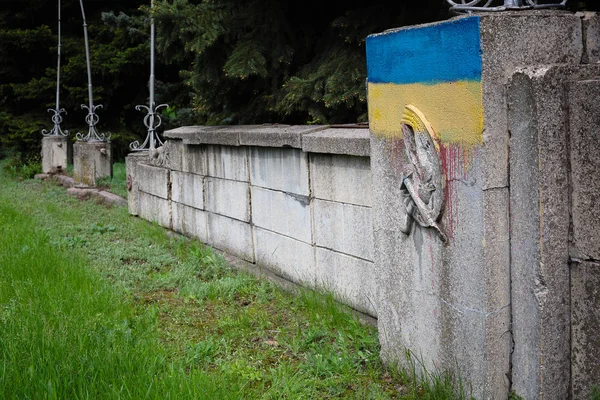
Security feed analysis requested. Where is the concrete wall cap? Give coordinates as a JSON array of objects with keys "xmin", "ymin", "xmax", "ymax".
[
  {"xmin": 164, "ymin": 124, "xmax": 371, "ymax": 156},
  {"xmin": 302, "ymin": 127, "xmax": 370, "ymax": 157},
  {"xmin": 164, "ymin": 124, "xmax": 328, "ymax": 148}
]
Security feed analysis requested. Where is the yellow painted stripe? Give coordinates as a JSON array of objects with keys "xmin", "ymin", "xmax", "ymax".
[{"xmin": 368, "ymin": 81, "xmax": 483, "ymax": 146}]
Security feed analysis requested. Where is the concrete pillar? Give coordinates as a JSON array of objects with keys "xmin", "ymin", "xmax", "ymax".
[
  {"xmin": 73, "ymin": 141, "xmax": 112, "ymax": 187},
  {"xmin": 508, "ymin": 66, "xmax": 600, "ymax": 400},
  {"xmin": 41, "ymin": 136, "xmax": 72, "ymax": 174},
  {"xmin": 566, "ymin": 76, "xmax": 600, "ymax": 399},
  {"xmin": 366, "ymin": 12, "xmax": 586, "ymax": 399}
]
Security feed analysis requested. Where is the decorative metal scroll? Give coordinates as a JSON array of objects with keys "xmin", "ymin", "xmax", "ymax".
[
  {"xmin": 42, "ymin": 0, "xmax": 69, "ymax": 137},
  {"xmin": 130, "ymin": 0, "xmax": 168, "ymax": 153},
  {"xmin": 399, "ymin": 105, "xmax": 447, "ymax": 244},
  {"xmin": 446, "ymin": 0, "xmax": 567, "ymax": 13},
  {"xmin": 75, "ymin": 0, "xmax": 109, "ymax": 142}
]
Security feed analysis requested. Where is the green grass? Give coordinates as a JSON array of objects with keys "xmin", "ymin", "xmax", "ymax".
[
  {"xmin": 0, "ymin": 164, "xmax": 471, "ymax": 399},
  {"xmin": 0, "ymin": 185, "xmax": 234, "ymax": 398},
  {"xmin": 1, "ymin": 151, "xmax": 42, "ymax": 179},
  {"xmin": 96, "ymin": 162, "xmax": 127, "ymax": 198},
  {"xmin": 593, "ymin": 386, "xmax": 600, "ymax": 400}
]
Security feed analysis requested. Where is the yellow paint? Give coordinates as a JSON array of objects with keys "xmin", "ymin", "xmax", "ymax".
[
  {"xmin": 401, "ymin": 105, "xmax": 441, "ymax": 152},
  {"xmin": 368, "ymin": 81, "xmax": 483, "ymax": 146}
]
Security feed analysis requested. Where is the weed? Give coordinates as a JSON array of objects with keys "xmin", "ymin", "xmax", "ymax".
[
  {"xmin": 508, "ymin": 390, "xmax": 524, "ymax": 400},
  {"xmin": 90, "ymin": 222, "xmax": 117, "ymax": 234}
]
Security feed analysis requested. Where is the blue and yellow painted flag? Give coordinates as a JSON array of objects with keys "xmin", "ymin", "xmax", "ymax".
[{"xmin": 366, "ymin": 16, "xmax": 483, "ymax": 147}]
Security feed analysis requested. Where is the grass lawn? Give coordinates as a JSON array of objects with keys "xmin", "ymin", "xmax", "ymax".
[
  {"xmin": 97, "ymin": 162, "xmax": 128, "ymax": 199},
  {"xmin": 0, "ymin": 162, "xmax": 467, "ymax": 399}
]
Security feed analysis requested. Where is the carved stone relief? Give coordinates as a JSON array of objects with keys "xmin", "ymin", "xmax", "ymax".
[
  {"xmin": 399, "ymin": 105, "xmax": 447, "ymax": 243},
  {"xmin": 149, "ymin": 140, "xmax": 171, "ymax": 168}
]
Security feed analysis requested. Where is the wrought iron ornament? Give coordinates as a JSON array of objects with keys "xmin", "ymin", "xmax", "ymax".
[
  {"xmin": 131, "ymin": 102, "xmax": 168, "ymax": 151},
  {"xmin": 42, "ymin": 108, "xmax": 69, "ymax": 137},
  {"xmin": 399, "ymin": 105, "xmax": 447, "ymax": 244},
  {"xmin": 42, "ymin": 0, "xmax": 69, "ymax": 137},
  {"xmin": 76, "ymin": 0, "xmax": 109, "ymax": 142},
  {"xmin": 131, "ymin": 0, "xmax": 169, "ymax": 152},
  {"xmin": 446, "ymin": 0, "xmax": 566, "ymax": 13}
]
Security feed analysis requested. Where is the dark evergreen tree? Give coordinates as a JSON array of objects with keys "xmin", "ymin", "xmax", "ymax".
[
  {"xmin": 153, "ymin": 0, "xmax": 449, "ymax": 125},
  {"xmin": 1, "ymin": 0, "xmax": 598, "ymax": 157}
]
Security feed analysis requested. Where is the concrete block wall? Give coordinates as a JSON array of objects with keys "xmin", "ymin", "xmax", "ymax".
[
  {"xmin": 127, "ymin": 125, "xmax": 376, "ymax": 317},
  {"xmin": 125, "ymin": 12, "xmax": 600, "ymax": 399}
]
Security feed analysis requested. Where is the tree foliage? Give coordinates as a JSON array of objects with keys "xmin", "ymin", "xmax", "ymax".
[
  {"xmin": 1, "ymin": 0, "xmax": 599, "ymax": 158},
  {"xmin": 0, "ymin": 0, "xmax": 161, "ymax": 159},
  {"xmin": 153, "ymin": 0, "xmax": 448, "ymax": 125}
]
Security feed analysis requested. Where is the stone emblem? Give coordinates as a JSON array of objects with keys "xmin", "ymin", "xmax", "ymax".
[
  {"xmin": 149, "ymin": 140, "xmax": 171, "ymax": 168},
  {"xmin": 399, "ymin": 105, "xmax": 447, "ymax": 243}
]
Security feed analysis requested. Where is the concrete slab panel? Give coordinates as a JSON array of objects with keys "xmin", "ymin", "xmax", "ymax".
[
  {"xmin": 164, "ymin": 139, "xmax": 183, "ymax": 171},
  {"xmin": 315, "ymin": 247, "xmax": 376, "ymax": 317},
  {"xmin": 137, "ymin": 163, "xmax": 170, "ymax": 199},
  {"xmin": 313, "ymin": 199, "xmax": 373, "ymax": 261},
  {"xmin": 205, "ymin": 178, "xmax": 250, "ymax": 222},
  {"xmin": 172, "ymin": 202, "xmax": 208, "ymax": 243},
  {"xmin": 249, "ymin": 147, "xmax": 309, "ymax": 195},
  {"xmin": 310, "ymin": 154, "xmax": 372, "ymax": 207},
  {"xmin": 172, "ymin": 171, "xmax": 204, "ymax": 210},
  {"xmin": 251, "ymin": 186, "xmax": 311, "ymax": 243},
  {"xmin": 138, "ymin": 192, "xmax": 171, "ymax": 228},
  {"xmin": 254, "ymin": 227, "xmax": 315, "ymax": 284},
  {"xmin": 206, "ymin": 145, "xmax": 248, "ymax": 182},
  {"xmin": 181, "ymin": 144, "xmax": 207, "ymax": 175},
  {"xmin": 207, "ymin": 213, "xmax": 254, "ymax": 262}
]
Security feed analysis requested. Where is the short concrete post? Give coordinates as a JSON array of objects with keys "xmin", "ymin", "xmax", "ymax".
[
  {"xmin": 73, "ymin": 141, "xmax": 112, "ymax": 187},
  {"xmin": 41, "ymin": 136, "xmax": 72, "ymax": 174}
]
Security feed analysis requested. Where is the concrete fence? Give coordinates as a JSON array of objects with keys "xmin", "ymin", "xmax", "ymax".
[
  {"xmin": 126, "ymin": 125, "xmax": 377, "ymax": 317},
  {"xmin": 123, "ymin": 11, "xmax": 600, "ymax": 400}
]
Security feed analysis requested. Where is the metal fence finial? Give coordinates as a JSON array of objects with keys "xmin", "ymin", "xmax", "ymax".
[
  {"xmin": 76, "ymin": 0, "xmax": 109, "ymax": 142},
  {"xmin": 130, "ymin": 0, "xmax": 168, "ymax": 153},
  {"xmin": 42, "ymin": 0, "xmax": 69, "ymax": 137},
  {"xmin": 447, "ymin": 0, "xmax": 567, "ymax": 13}
]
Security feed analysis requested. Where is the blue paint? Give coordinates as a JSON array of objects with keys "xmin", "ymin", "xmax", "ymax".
[{"xmin": 366, "ymin": 17, "xmax": 482, "ymax": 85}]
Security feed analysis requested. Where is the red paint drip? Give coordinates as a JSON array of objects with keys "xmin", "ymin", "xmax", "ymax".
[
  {"xmin": 440, "ymin": 144, "xmax": 457, "ymax": 242},
  {"xmin": 438, "ymin": 144, "xmax": 475, "ymax": 243}
]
